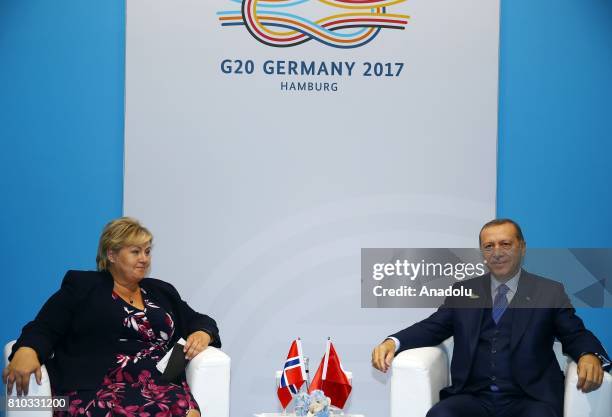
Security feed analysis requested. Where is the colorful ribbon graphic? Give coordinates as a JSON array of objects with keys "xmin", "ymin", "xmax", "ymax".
[{"xmin": 218, "ymin": 0, "xmax": 409, "ymax": 48}]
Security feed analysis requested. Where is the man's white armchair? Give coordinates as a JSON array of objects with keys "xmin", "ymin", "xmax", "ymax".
[
  {"xmin": 390, "ymin": 338, "xmax": 611, "ymax": 417},
  {"xmin": 3, "ymin": 341, "xmax": 231, "ymax": 417}
]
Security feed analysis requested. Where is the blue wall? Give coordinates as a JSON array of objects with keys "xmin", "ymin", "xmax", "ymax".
[
  {"xmin": 498, "ymin": 0, "xmax": 612, "ymax": 351},
  {"xmin": 0, "ymin": 0, "xmax": 609, "ymax": 356},
  {"xmin": 0, "ymin": 1, "xmax": 124, "ymax": 343}
]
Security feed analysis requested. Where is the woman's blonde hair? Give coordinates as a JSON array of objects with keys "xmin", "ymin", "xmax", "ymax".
[{"xmin": 96, "ymin": 217, "xmax": 153, "ymax": 271}]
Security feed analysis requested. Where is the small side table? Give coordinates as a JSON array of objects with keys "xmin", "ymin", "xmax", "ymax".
[{"xmin": 254, "ymin": 413, "xmax": 364, "ymax": 417}]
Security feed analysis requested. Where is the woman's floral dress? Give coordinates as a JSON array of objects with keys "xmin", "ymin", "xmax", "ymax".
[{"xmin": 55, "ymin": 289, "xmax": 199, "ymax": 417}]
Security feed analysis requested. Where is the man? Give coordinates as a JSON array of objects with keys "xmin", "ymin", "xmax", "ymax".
[{"xmin": 372, "ymin": 219, "xmax": 610, "ymax": 417}]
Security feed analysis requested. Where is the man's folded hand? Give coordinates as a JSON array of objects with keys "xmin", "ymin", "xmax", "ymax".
[
  {"xmin": 576, "ymin": 353, "xmax": 604, "ymax": 393},
  {"xmin": 371, "ymin": 339, "xmax": 396, "ymax": 373}
]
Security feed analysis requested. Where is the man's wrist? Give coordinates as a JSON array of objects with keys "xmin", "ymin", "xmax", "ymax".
[
  {"xmin": 385, "ymin": 337, "xmax": 400, "ymax": 352},
  {"xmin": 579, "ymin": 352, "xmax": 611, "ymax": 371}
]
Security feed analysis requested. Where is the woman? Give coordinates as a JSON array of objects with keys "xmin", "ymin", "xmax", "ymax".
[{"xmin": 2, "ymin": 217, "xmax": 221, "ymax": 417}]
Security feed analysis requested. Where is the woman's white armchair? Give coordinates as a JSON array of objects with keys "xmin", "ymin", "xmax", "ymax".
[
  {"xmin": 3, "ymin": 340, "xmax": 231, "ymax": 417},
  {"xmin": 390, "ymin": 337, "xmax": 611, "ymax": 417}
]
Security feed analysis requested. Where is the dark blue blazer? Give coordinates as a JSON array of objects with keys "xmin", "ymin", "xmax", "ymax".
[
  {"xmin": 10, "ymin": 270, "xmax": 221, "ymax": 392},
  {"xmin": 390, "ymin": 271, "xmax": 609, "ymax": 416}
]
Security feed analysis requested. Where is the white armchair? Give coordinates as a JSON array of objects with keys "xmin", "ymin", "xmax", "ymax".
[
  {"xmin": 4, "ymin": 341, "xmax": 231, "ymax": 417},
  {"xmin": 390, "ymin": 338, "xmax": 612, "ymax": 417}
]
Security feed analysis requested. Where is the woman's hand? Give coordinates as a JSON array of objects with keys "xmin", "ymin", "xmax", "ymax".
[
  {"xmin": 2, "ymin": 347, "xmax": 42, "ymax": 396},
  {"xmin": 183, "ymin": 331, "xmax": 211, "ymax": 360}
]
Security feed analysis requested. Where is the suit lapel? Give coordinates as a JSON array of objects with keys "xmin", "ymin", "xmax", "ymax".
[
  {"xmin": 140, "ymin": 279, "xmax": 174, "ymax": 314},
  {"xmin": 86, "ymin": 272, "xmax": 126, "ymax": 343},
  {"xmin": 511, "ymin": 271, "xmax": 536, "ymax": 351}
]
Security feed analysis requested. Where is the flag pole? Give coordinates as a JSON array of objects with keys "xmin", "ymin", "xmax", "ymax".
[
  {"xmin": 298, "ymin": 336, "xmax": 310, "ymax": 393},
  {"xmin": 299, "ymin": 337, "xmax": 307, "ymax": 392},
  {"xmin": 305, "ymin": 357, "xmax": 310, "ymax": 392}
]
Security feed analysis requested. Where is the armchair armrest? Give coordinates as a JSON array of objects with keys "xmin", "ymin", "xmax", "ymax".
[
  {"xmin": 4, "ymin": 341, "xmax": 53, "ymax": 417},
  {"xmin": 563, "ymin": 360, "xmax": 611, "ymax": 417},
  {"xmin": 390, "ymin": 346, "xmax": 449, "ymax": 417},
  {"xmin": 186, "ymin": 346, "xmax": 231, "ymax": 417},
  {"xmin": 5, "ymin": 341, "xmax": 231, "ymax": 417}
]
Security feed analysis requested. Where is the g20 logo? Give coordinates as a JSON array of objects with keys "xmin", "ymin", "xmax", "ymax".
[{"xmin": 217, "ymin": 0, "xmax": 409, "ymax": 48}]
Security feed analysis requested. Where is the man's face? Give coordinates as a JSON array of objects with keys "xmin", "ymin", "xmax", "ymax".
[{"xmin": 479, "ymin": 223, "xmax": 525, "ymax": 281}]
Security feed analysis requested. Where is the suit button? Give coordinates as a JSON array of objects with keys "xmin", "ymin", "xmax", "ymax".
[
  {"xmin": 492, "ymin": 349, "xmax": 497, "ymax": 354},
  {"xmin": 492, "ymin": 338, "xmax": 497, "ymax": 343},
  {"xmin": 490, "ymin": 376, "xmax": 497, "ymax": 381}
]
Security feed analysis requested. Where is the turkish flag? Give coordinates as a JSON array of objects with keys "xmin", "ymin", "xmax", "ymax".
[{"xmin": 309, "ymin": 340, "xmax": 352, "ymax": 409}]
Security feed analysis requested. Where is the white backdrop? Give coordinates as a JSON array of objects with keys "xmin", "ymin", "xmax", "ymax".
[{"xmin": 125, "ymin": 0, "xmax": 499, "ymax": 415}]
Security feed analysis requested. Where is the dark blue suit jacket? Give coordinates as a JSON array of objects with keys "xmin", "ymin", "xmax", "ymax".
[
  {"xmin": 11, "ymin": 270, "xmax": 221, "ymax": 392},
  {"xmin": 390, "ymin": 271, "xmax": 609, "ymax": 416}
]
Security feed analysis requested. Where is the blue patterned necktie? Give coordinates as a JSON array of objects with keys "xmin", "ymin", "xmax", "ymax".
[{"xmin": 492, "ymin": 284, "xmax": 510, "ymax": 324}]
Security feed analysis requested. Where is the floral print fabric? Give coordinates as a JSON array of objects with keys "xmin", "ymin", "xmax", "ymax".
[{"xmin": 54, "ymin": 289, "xmax": 199, "ymax": 417}]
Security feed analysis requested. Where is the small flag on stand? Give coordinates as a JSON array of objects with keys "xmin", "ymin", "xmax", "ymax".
[
  {"xmin": 309, "ymin": 339, "xmax": 352, "ymax": 409},
  {"xmin": 277, "ymin": 339, "xmax": 307, "ymax": 409}
]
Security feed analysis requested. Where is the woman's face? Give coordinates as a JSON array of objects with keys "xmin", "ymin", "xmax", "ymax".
[{"xmin": 109, "ymin": 241, "xmax": 152, "ymax": 284}]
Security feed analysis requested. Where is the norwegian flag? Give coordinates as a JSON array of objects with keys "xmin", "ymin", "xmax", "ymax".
[
  {"xmin": 309, "ymin": 339, "xmax": 352, "ymax": 409},
  {"xmin": 277, "ymin": 339, "xmax": 307, "ymax": 409}
]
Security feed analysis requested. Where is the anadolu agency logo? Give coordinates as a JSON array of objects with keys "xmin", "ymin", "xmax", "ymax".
[{"xmin": 217, "ymin": 0, "xmax": 409, "ymax": 48}]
